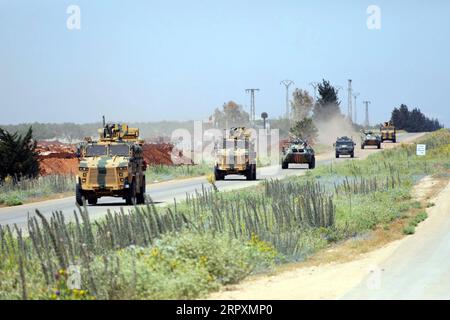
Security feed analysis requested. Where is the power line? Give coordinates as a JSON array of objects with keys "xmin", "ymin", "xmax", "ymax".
[
  {"xmin": 280, "ymin": 80, "xmax": 294, "ymax": 120},
  {"xmin": 363, "ymin": 100, "xmax": 371, "ymax": 128},
  {"xmin": 245, "ymin": 88, "xmax": 260, "ymax": 124},
  {"xmin": 353, "ymin": 92, "xmax": 360, "ymax": 124},
  {"xmin": 347, "ymin": 79, "xmax": 353, "ymax": 122}
]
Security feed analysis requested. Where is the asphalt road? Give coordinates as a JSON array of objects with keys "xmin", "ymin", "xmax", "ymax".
[{"xmin": 0, "ymin": 132, "xmax": 420, "ymax": 229}]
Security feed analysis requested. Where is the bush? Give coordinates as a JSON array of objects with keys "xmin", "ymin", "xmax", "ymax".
[
  {"xmin": 403, "ymin": 225, "xmax": 415, "ymax": 235},
  {"xmin": 84, "ymin": 232, "xmax": 276, "ymax": 300},
  {"xmin": 4, "ymin": 195, "xmax": 23, "ymax": 206}
]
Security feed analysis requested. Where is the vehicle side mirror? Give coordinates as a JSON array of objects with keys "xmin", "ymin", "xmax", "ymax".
[{"xmin": 333, "ymin": 143, "xmax": 336, "ymax": 147}]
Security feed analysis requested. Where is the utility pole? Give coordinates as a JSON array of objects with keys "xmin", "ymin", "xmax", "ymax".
[
  {"xmin": 245, "ymin": 88, "xmax": 260, "ymax": 124},
  {"xmin": 280, "ymin": 80, "xmax": 294, "ymax": 120},
  {"xmin": 347, "ymin": 79, "xmax": 353, "ymax": 122},
  {"xmin": 363, "ymin": 100, "xmax": 371, "ymax": 128},
  {"xmin": 353, "ymin": 92, "xmax": 360, "ymax": 124}
]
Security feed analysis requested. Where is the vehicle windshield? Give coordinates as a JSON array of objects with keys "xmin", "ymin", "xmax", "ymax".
[
  {"xmin": 337, "ymin": 141, "xmax": 351, "ymax": 146},
  {"xmin": 85, "ymin": 145, "xmax": 107, "ymax": 157},
  {"xmin": 109, "ymin": 144, "xmax": 130, "ymax": 156}
]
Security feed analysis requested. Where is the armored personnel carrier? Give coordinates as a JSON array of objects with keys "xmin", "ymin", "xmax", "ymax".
[
  {"xmin": 281, "ymin": 137, "xmax": 315, "ymax": 169},
  {"xmin": 380, "ymin": 121, "xmax": 397, "ymax": 143},
  {"xmin": 75, "ymin": 122, "xmax": 147, "ymax": 205},
  {"xmin": 361, "ymin": 130, "xmax": 381, "ymax": 149},
  {"xmin": 334, "ymin": 136, "xmax": 356, "ymax": 158},
  {"xmin": 214, "ymin": 127, "xmax": 257, "ymax": 180}
]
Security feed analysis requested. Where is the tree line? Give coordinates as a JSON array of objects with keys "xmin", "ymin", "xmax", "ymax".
[{"xmin": 391, "ymin": 104, "xmax": 443, "ymax": 132}]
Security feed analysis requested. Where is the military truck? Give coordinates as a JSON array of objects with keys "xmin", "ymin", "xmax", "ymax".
[
  {"xmin": 281, "ymin": 137, "xmax": 315, "ymax": 169},
  {"xmin": 334, "ymin": 136, "xmax": 356, "ymax": 158},
  {"xmin": 361, "ymin": 130, "xmax": 381, "ymax": 149},
  {"xmin": 380, "ymin": 121, "xmax": 397, "ymax": 143},
  {"xmin": 75, "ymin": 122, "xmax": 147, "ymax": 206},
  {"xmin": 214, "ymin": 127, "xmax": 257, "ymax": 180}
]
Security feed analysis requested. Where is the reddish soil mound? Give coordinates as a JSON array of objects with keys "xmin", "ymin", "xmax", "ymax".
[
  {"xmin": 142, "ymin": 143, "xmax": 173, "ymax": 166},
  {"xmin": 37, "ymin": 141, "xmax": 192, "ymax": 176},
  {"xmin": 39, "ymin": 158, "xmax": 79, "ymax": 176},
  {"xmin": 142, "ymin": 143, "xmax": 193, "ymax": 166}
]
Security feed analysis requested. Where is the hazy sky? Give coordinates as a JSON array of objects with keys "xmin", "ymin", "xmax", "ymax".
[{"xmin": 0, "ymin": 0, "xmax": 449, "ymax": 126}]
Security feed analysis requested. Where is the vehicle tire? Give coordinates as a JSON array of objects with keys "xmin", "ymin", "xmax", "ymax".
[
  {"xmin": 361, "ymin": 144, "xmax": 365, "ymax": 149},
  {"xmin": 75, "ymin": 183, "xmax": 83, "ymax": 206},
  {"xmin": 377, "ymin": 143, "xmax": 381, "ymax": 149},
  {"xmin": 125, "ymin": 180, "xmax": 137, "ymax": 205},
  {"xmin": 136, "ymin": 177, "xmax": 146, "ymax": 204},
  {"xmin": 393, "ymin": 138, "xmax": 397, "ymax": 143},
  {"xmin": 245, "ymin": 165, "xmax": 252, "ymax": 180},
  {"xmin": 335, "ymin": 153, "xmax": 339, "ymax": 158},
  {"xmin": 214, "ymin": 166, "xmax": 223, "ymax": 181},
  {"xmin": 351, "ymin": 152, "xmax": 355, "ymax": 158},
  {"xmin": 252, "ymin": 164, "xmax": 257, "ymax": 180},
  {"xmin": 309, "ymin": 156, "xmax": 316, "ymax": 169},
  {"xmin": 281, "ymin": 162, "xmax": 288, "ymax": 170},
  {"xmin": 87, "ymin": 197, "xmax": 98, "ymax": 205}
]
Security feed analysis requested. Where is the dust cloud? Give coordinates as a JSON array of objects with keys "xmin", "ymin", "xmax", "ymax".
[{"xmin": 315, "ymin": 115, "xmax": 358, "ymax": 145}]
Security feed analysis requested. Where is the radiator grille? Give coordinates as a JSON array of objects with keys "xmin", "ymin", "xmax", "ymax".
[{"xmin": 88, "ymin": 168, "xmax": 117, "ymax": 186}]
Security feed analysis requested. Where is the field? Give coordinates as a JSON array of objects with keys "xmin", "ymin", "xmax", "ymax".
[{"xmin": 0, "ymin": 130, "xmax": 449, "ymax": 299}]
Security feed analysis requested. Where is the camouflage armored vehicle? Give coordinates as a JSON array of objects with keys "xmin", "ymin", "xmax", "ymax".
[
  {"xmin": 380, "ymin": 121, "xmax": 397, "ymax": 143},
  {"xmin": 76, "ymin": 122, "xmax": 147, "ymax": 205},
  {"xmin": 214, "ymin": 127, "xmax": 257, "ymax": 180},
  {"xmin": 334, "ymin": 136, "xmax": 356, "ymax": 158},
  {"xmin": 361, "ymin": 130, "xmax": 381, "ymax": 149},
  {"xmin": 281, "ymin": 137, "xmax": 315, "ymax": 169}
]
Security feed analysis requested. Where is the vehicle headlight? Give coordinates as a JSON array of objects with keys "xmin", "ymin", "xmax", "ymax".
[
  {"xmin": 79, "ymin": 167, "xmax": 89, "ymax": 171},
  {"xmin": 118, "ymin": 166, "xmax": 128, "ymax": 171}
]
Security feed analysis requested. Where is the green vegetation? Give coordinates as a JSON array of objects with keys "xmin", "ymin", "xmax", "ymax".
[
  {"xmin": 0, "ymin": 175, "xmax": 75, "ymax": 206},
  {"xmin": 403, "ymin": 210, "xmax": 429, "ymax": 235},
  {"xmin": 313, "ymin": 79, "xmax": 341, "ymax": 122},
  {"xmin": 391, "ymin": 104, "xmax": 443, "ymax": 132},
  {"xmin": 145, "ymin": 163, "xmax": 212, "ymax": 182},
  {"xmin": 290, "ymin": 118, "xmax": 318, "ymax": 142},
  {"xmin": 0, "ymin": 127, "xmax": 40, "ymax": 181},
  {"xmin": 0, "ymin": 129, "xmax": 449, "ymax": 299}
]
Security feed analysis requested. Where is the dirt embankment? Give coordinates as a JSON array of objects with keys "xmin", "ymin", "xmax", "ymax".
[{"xmin": 37, "ymin": 141, "xmax": 192, "ymax": 176}]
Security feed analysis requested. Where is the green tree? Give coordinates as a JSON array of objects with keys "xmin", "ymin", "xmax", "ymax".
[
  {"xmin": 291, "ymin": 89, "xmax": 314, "ymax": 122},
  {"xmin": 313, "ymin": 79, "xmax": 341, "ymax": 121},
  {"xmin": 289, "ymin": 118, "xmax": 318, "ymax": 143},
  {"xmin": 212, "ymin": 101, "xmax": 250, "ymax": 128},
  {"xmin": 390, "ymin": 104, "xmax": 443, "ymax": 132},
  {"xmin": 0, "ymin": 127, "xmax": 40, "ymax": 181}
]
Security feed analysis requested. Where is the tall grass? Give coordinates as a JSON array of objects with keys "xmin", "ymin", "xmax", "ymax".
[
  {"xmin": 0, "ymin": 175, "xmax": 75, "ymax": 206},
  {"xmin": 145, "ymin": 163, "xmax": 212, "ymax": 182}
]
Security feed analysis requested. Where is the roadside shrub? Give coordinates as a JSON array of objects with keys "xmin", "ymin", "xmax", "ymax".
[
  {"xmin": 403, "ymin": 225, "xmax": 415, "ymax": 235},
  {"xmin": 4, "ymin": 195, "xmax": 23, "ymax": 206},
  {"xmin": 85, "ymin": 232, "xmax": 276, "ymax": 300}
]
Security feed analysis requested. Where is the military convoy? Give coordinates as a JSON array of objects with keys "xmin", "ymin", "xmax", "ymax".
[
  {"xmin": 360, "ymin": 130, "xmax": 382, "ymax": 149},
  {"xmin": 380, "ymin": 121, "xmax": 397, "ymax": 143},
  {"xmin": 75, "ymin": 122, "xmax": 147, "ymax": 206},
  {"xmin": 334, "ymin": 136, "xmax": 356, "ymax": 158},
  {"xmin": 214, "ymin": 127, "xmax": 257, "ymax": 180},
  {"xmin": 281, "ymin": 137, "xmax": 316, "ymax": 169}
]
